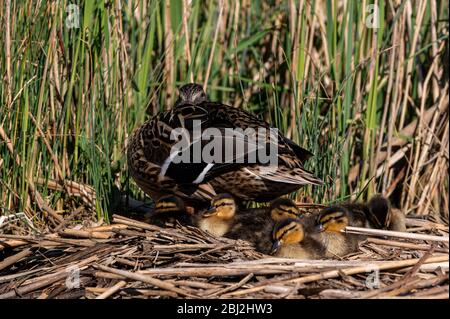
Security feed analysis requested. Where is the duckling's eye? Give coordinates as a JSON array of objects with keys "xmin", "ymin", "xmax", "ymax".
[{"xmin": 216, "ymin": 202, "xmax": 230, "ymax": 208}]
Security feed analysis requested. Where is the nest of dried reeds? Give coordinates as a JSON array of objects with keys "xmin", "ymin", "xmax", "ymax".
[{"xmin": 0, "ymin": 212, "xmax": 448, "ymax": 299}]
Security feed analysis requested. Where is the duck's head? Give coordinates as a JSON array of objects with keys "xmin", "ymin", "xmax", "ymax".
[
  {"xmin": 154, "ymin": 195, "xmax": 186, "ymax": 215},
  {"xmin": 202, "ymin": 193, "xmax": 236, "ymax": 221},
  {"xmin": 175, "ymin": 83, "xmax": 208, "ymax": 106},
  {"xmin": 271, "ymin": 218, "xmax": 305, "ymax": 254},
  {"xmin": 314, "ymin": 206, "xmax": 350, "ymax": 233},
  {"xmin": 269, "ymin": 198, "xmax": 300, "ymax": 222}
]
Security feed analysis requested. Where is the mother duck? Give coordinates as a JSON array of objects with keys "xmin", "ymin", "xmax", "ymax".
[{"xmin": 127, "ymin": 83, "xmax": 323, "ymax": 204}]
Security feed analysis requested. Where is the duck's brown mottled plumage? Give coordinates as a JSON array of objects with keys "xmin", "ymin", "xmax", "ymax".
[{"xmin": 127, "ymin": 83, "xmax": 322, "ymax": 204}]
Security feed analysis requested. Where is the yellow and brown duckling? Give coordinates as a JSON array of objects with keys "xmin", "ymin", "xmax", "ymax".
[
  {"xmin": 311, "ymin": 206, "xmax": 362, "ymax": 258},
  {"xmin": 225, "ymin": 197, "xmax": 304, "ymax": 254},
  {"xmin": 270, "ymin": 205, "xmax": 364, "ymax": 259},
  {"xmin": 194, "ymin": 193, "xmax": 237, "ymax": 237},
  {"xmin": 194, "ymin": 194, "xmax": 305, "ymax": 254},
  {"xmin": 146, "ymin": 195, "xmax": 194, "ymax": 227},
  {"xmin": 270, "ymin": 218, "xmax": 324, "ymax": 259}
]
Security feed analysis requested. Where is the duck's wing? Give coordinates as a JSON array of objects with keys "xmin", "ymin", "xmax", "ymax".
[
  {"xmin": 242, "ymin": 163, "xmax": 324, "ymax": 186},
  {"xmin": 157, "ymin": 104, "xmax": 272, "ymax": 185},
  {"xmin": 127, "ymin": 111, "xmax": 216, "ymax": 202},
  {"xmin": 147, "ymin": 102, "xmax": 321, "ymax": 189},
  {"xmin": 206, "ymin": 102, "xmax": 315, "ymax": 159}
]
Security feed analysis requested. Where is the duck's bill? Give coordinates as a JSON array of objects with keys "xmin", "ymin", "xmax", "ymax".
[
  {"xmin": 270, "ymin": 241, "xmax": 281, "ymax": 255},
  {"xmin": 202, "ymin": 207, "xmax": 217, "ymax": 218}
]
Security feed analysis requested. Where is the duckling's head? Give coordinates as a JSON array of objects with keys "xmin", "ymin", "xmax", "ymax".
[
  {"xmin": 271, "ymin": 218, "xmax": 305, "ymax": 254},
  {"xmin": 315, "ymin": 206, "xmax": 350, "ymax": 233},
  {"xmin": 176, "ymin": 83, "xmax": 208, "ymax": 106},
  {"xmin": 269, "ymin": 198, "xmax": 300, "ymax": 222},
  {"xmin": 154, "ymin": 195, "xmax": 186, "ymax": 215},
  {"xmin": 202, "ymin": 193, "xmax": 236, "ymax": 220},
  {"xmin": 368, "ymin": 195, "xmax": 391, "ymax": 228}
]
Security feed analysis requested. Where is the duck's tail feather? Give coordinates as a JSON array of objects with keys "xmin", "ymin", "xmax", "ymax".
[{"xmin": 247, "ymin": 166, "xmax": 324, "ymax": 186}]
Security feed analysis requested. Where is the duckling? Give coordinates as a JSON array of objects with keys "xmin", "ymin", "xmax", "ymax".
[
  {"xmin": 225, "ymin": 197, "xmax": 303, "ymax": 254},
  {"xmin": 365, "ymin": 195, "xmax": 407, "ymax": 231},
  {"xmin": 194, "ymin": 193, "xmax": 237, "ymax": 237},
  {"xmin": 270, "ymin": 218, "xmax": 324, "ymax": 259},
  {"xmin": 337, "ymin": 202, "xmax": 374, "ymax": 228},
  {"xmin": 386, "ymin": 208, "xmax": 407, "ymax": 231},
  {"xmin": 339, "ymin": 195, "xmax": 394, "ymax": 229},
  {"xmin": 146, "ymin": 195, "xmax": 193, "ymax": 227},
  {"xmin": 311, "ymin": 206, "xmax": 362, "ymax": 258}
]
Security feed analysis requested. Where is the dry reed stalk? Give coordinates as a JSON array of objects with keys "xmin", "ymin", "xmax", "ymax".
[
  {"xmin": 399, "ymin": 0, "xmax": 427, "ymax": 129},
  {"xmin": 203, "ymin": 0, "xmax": 224, "ymax": 90},
  {"xmin": 0, "ymin": 239, "xmax": 28, "ymax": 251},
  {"xmin": 224, "ymin": 255, "xmax": 448, "ymax": 297},
  {"xmin": 4, "ymin": 0, "xmax": 12, "ymax": 107},
  {"xmin": 59, "ymin": 229, "xmax": 112, "ymax": 240},
  {"xmin": 0, "ymin": 248, "xmax": 32, "ymax": 271},
  {"xmin": 52, "ymin": 206, "xmax": 85, "ymax": 232},
  {"xmin": 163, "ymin": 0, "xmax": 174, "ymax": 108},
  {"xmin": 0, "ymin": 255, "xmax": 98, "ymax": 299},
  {"xmin": 182, "ymin": 0, "xmax": 193, "ymax": 83},
  {"xmin": 398, "ymin": 262, "xmax": 449, "ymax": 273},
  {"xmin": 349, "ymin": 104, "xmax": 440, "ymax": 184},
  {"xmin": 205, "ymin": 273, "xmax": 254, "ymax": 297},
  {"xmin": 366, "ymin": 238, "xmax": 448, "ymax": 253},
  {"xmin": 95, "ymin": 264, "xmax": 197, "ymax": 298},
  {"xmin": 345, "ymin": 226, "xmax": 449, "ymax": 242},
  {"xmin": 362, "ymin": 246, "xmax": 437, "ymax": 298},
  {"xmin": 87, "ymin": 225, "xmax": 128, "ymax": 232},
  {"xmin": 0, "ymin": 269, "xmax": 44, "ymax": 284},
  {"xmin": 96, "ymin": 280, "xmax": 127, "ymax": 299},
  {"xmin": 0, "ymin": 234, "xmax": 97, "ymax": 247}
]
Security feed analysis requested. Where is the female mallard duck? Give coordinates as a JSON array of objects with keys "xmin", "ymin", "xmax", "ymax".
[
  {"xmin": 145, "ymin": 195, "xmax": 193, "ymax": 227},
  {"xmin": 127, "ymin": 83, "xmax": 322, "ymax": 205}
]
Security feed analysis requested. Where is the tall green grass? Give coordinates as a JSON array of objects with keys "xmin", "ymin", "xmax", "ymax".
[{"xmin": 1, "ymin": 0, "xmax": 448, "ymax": 227}]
